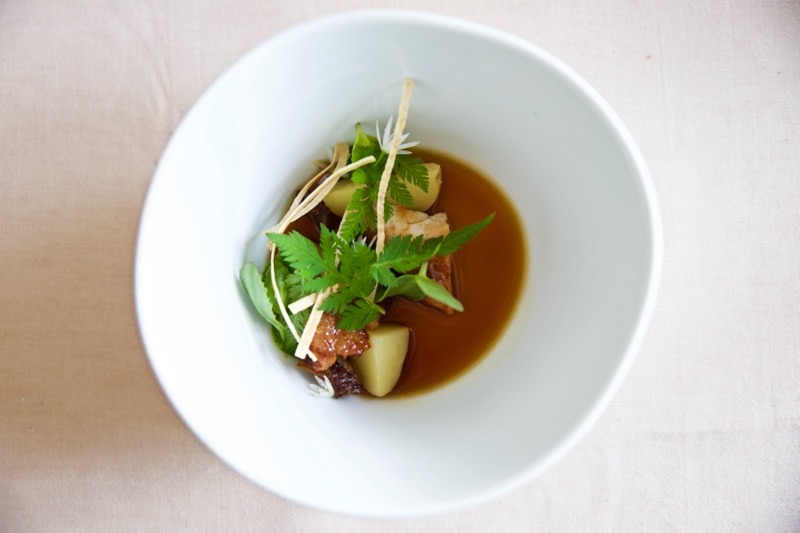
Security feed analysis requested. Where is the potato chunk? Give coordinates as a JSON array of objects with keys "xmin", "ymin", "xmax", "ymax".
[
  {"xmin": 352, "ymin": 324, "xmax": 410, "ymax": 397},
  {"xmin": 406, "ymin": 163, "xmax": 441, "ymax": 211},
  {"xmin": 323, "ymin": 180, "xmax": 364, "ymax": 217}
]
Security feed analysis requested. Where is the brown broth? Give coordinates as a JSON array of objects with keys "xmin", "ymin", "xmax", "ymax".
[{"xmin": 384, "ymin": 149, "xmax": 526, "ymax": 397}]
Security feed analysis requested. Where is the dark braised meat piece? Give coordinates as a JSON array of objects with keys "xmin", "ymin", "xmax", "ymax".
[
  {"xmin": 307, "ymin": 201, "xmax": 341, "ymax": 234},
  {"xmin": 298, "ymin": 356, "xmax": 364, "ymax": 397},
  {"xmin": 323, "ymin": 358, "xmax": 364, "ymax": 397}
]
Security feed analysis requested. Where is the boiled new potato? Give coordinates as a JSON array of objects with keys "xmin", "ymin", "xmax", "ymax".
[
  {"xmin": 406, "ymin": 163, "xmax": 441, "ymax": 211},
  {"xmin": 352, "ymin": 324, "xmax": 410, "ymax": 397},
  {"xmin": 323, "ymin": 179, "xmax": 364, "ymax": 217}
]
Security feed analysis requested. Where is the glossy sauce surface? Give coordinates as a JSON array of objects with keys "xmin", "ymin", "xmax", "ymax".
[{"xmin": 384, "ymin": 150, "xmax": 526, "ymax": 396}]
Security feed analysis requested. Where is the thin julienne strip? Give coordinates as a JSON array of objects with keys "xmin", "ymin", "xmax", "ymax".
[{"xmin": 375, "ymin": 78, "xmax": 414, "ymax": 257}]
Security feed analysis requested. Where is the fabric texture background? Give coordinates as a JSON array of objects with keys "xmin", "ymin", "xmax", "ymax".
[{"xmin": 1, "ymin": 1, "xmax": 798, "ymax": 531}]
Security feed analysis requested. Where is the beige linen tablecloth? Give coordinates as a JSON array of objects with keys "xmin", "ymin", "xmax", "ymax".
[{"xmin": 2, "ymin": 1, "xmax": 798, "ymax": 531}]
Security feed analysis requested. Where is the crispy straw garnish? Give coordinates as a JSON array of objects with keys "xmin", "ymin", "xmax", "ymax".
[
  {"xmin": 287, "ymin": 293, "xmax": 316, "ymax": 314},
  {"xmin": 375, "ymin": 78, "xmax": 414, "ymax": 256},
  {"xmin": 293, "ymin": 286, "xmax": 333, "ymax": 360},
  {"xmin": 265, "ymin": 144, "xmax": 373, "ymax": 235}
]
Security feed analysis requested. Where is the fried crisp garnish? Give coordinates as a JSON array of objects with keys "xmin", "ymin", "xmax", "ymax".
[{"xmin": 306, "ymin": 312, "xmax": 370, "ymax": 372}]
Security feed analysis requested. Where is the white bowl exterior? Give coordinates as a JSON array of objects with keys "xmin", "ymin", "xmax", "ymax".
[{"xmin": 135, "ymin": 10, "xmax": 661, "ymax": 517}]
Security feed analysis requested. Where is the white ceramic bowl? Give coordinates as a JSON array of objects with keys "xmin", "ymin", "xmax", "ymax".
[{"xmin": 135, "ymin": 10, "xmax": 661, "ymax": 517}]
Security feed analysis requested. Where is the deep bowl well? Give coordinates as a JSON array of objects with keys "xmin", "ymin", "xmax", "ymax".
[{"xmin": 135, "ymin": 10, "xmax": 662, "ymax": 517}]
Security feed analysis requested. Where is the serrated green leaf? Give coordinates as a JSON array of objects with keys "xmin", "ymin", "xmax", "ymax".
[
  {"xmin": 395, "ymin": 155, "xmax": 429, "ymax": 192},
  {"xmin": 267, "ymin": 231, "xmax": 329, "ymax": 281},
  {"xmin": 335, "ymin": 298, "xmax": 383, "ymax": 331},
  {"xmin": 371, "ymin": 263, "xmax": 398, "ymax": 288},
  {"xmin": 339, "ymin": 178, "xmax": 378, "ymax": 241},
  {"xmin": 343, "ymin": 247, "xmax": 379, "ymax": 295},
  {"xmin": 318, "ymin": 225, "xmax": 340, "ymax": 268},
  {"xmin": 388, "ymin": 179, "xmax": 414, "ymax": 209},
  {"xmin": 318, "ymin": 288, "xmax": 356, "ymax": 315},
  {"xmin": 282, "ymin": 268, "xmax": 308, "ymax": 302},
  {"xmin": 436, "ymin": 212, "xmax": 495, "ymax": 256},
  {"xmin": 373, "ymin": 233, "xmax": 436, "ymax": 274}
]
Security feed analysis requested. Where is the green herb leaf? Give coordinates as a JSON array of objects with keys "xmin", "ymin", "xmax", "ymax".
[
  {"xmin": 341, "ymin": 125, "xmax": 386, "ymax": 240},
  {"xmin": 336, "ymin": 298, "xmax": 384, "ymax": 331},
  {"xmin": 378, "ymin": 270, "xmax": 464, "ymax": 311},
  {"xmin": 350, "ymin": 123, "xmax": 381, "ymax": 166},
  {"xmin": 372, "ymin": 234, "xmax": 429, "ymax": 275},
  {"xmin": 240, "ymin": 260, "xmax": 308, "ymax": 356},
  {"xmin": 267, "ymin": 231, "xmax": 330, "ymax": 282},
  {"xmin": 437, "ymin": 212, "xmax": 495, "ymax": 256},
  {"xmin": 394, "ymin": 155, "xmax": 429, "ymax": 192},
  {"xmin": 378, "ymin": 273, "xmax": 425, "ymax": 301},
  {"xmin": 240, "ymin": 262, "xmax": 284, "ymax": 332},
  {"xmin": 415, "ymin": 275, "xmax": 464, "ymax": 311},
  {"xmin": 387, "ymin": 178, "xmax": 414, "ymax": 210},
  {"xmin": 337, "ymin": 184, "xmax": 373, "ymax": 242},
  {"xmin": 267, "ymin": 213, "xmax": 493, "ymax": 332}
]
